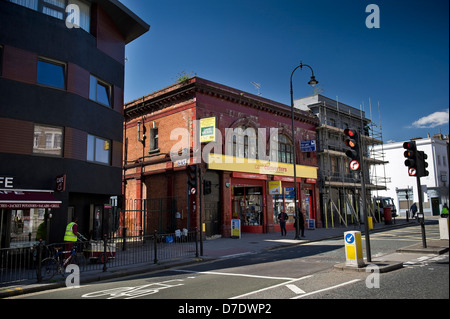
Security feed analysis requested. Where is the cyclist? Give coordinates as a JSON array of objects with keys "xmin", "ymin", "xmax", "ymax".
[{"xmin": 64, "ymin": 217, "xmax": 82, "ymax": 258}]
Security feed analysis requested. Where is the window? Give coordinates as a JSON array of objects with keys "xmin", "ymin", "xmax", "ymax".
[
  {"xmin": 150, "ymin": 127, "xmax": 159, "ymax": 152},
  {"xmin": 37, "ymin": 58, "xmax": 66, "ymax": 89},
  {"xmin": 8, "ymin": 0, "xmax": 91, "ymax": 33},
  {"xmin": 33, "ymin": 124, "xmax": 63, "ymax": 156},
  {"xmin": 227, "ymin": 126, "xmax": 257, "ymax": 159},
  {"xmin": 87, "ymin": 134, "xmax": 111, "ymax": 165},
  {"xmin": 278, "ymin": 135, "xmax": 293, "ymax": 164},
  {"xmin": 90, "ymin": 75, "xmax": 112, "ymax": 107}
]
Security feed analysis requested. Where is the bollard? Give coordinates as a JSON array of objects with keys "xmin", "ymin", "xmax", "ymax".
[{"xmin": 344, "ymin": 231, "xmax": 365, "ymax": 268}]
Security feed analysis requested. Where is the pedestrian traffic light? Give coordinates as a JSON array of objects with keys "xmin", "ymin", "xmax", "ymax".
[
  {"xmin": 403, "ymin": 141, "xmax": 418, "ymax": 176},
  {"xmin": 203, "ymin": 180, "xmax": 211, "ymax": 195},
  {"xmin": 344, "ymin": 128, "xmax": 360, "ymax": 170},
  {"xmin": 417, "ymin": 151, "xmax": 429, "ymax": 177},
  {"xmin": 187, "ymin": 165, "xmax": 197, "ymax": 189}
]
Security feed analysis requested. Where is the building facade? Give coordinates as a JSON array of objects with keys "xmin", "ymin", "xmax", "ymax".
[
  {"xmin": 123, "ymin": 77, "xmax": 320, "ymax": 238},
  {"xmin": 295, "ymin": 95, "xmax": 386, "ymax": 227},
  {"xmin": 371, "ymin": 134, "xmax": 449, "ymax": 217},
  {"xmin": 0, "ymin": 0, "xmax": 149, "ymax": 247}
]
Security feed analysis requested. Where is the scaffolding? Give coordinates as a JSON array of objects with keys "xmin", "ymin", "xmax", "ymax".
[{"xmin": 299, "ymin": 95, "xmax": 387, "ymax": 228}]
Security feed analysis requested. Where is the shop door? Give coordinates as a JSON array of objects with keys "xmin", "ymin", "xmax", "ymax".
[
  {"xmin": 203, "ymin": 172, "xmax": 220, "ymax": 237},
  {"xmin": 204, "ymin": 201, "xmax": 220, "ymax": 236}
]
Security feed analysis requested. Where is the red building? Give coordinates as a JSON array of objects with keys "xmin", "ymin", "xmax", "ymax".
[{"xmin": 123, "ymin": 77, "xmax": 320, "ymax": 237}]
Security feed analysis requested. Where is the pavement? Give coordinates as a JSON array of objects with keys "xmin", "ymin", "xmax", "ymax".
[{"xmin": 1, "ymin": 216, "xmax": 448, "ymax": 298}]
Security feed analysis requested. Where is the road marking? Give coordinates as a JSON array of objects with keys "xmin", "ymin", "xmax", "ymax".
[
  {"xmin": 286, "ymin": 284, "xmax": 306, "ymax": 295},
  {"xmin": 174, "ymin": 269, "xmax": 296, "ymax": 281},
  {"xmin": 230, "ymin": 275, "xmax": 313, "ymax": 299},
  {"xmin": 290, "ymin": 279, "xmax": 361, "ymax": 299}
]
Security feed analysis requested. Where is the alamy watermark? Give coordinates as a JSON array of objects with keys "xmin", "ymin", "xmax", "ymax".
[
  {"xmin": 65, "ymin": 4, "xmax": 80, "ymax": 29},
  {"xmin": 366, "ymin": 4, "xmax": 380, "ymax": 29}
]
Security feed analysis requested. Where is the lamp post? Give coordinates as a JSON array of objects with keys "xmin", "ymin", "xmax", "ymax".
[{"xmin": 290, "ymin": 62, "xmax": 318, "ymax": 240}]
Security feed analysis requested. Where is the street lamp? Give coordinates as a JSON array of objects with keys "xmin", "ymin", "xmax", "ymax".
[{"xmin": 290, "ymin": 62, "xmax": 319, "ymax": 240}]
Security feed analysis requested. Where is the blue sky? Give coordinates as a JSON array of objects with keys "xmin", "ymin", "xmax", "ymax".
[{"xmin": 121, "ymin": 0, "xmax": 449, "ymax": 143}]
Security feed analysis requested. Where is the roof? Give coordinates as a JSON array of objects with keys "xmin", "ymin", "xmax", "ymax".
[{"xmin": 95, "ymin": 0, "xmax": 150, "ymax": 44}]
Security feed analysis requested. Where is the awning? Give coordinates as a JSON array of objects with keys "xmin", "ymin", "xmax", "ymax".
[{"xmin": 0, "ymin": 190, "xmax": 61, "ymax": 209}]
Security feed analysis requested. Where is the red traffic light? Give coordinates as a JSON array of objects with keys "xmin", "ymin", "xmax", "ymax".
[{"xmin": 344, "ymin": 128, "xmax": 357, "ymax": 138}]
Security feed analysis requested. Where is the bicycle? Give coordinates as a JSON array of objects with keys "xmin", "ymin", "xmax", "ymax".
[{"xmin": 40, "ymin": 239, "xmax": 87, "ymax": 281}]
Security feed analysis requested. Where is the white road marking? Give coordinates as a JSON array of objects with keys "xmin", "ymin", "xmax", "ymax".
[
  {"xmin": 230, "ymin": 275, "xmax": 313, "ymax": 299},
  {"xmin": 174, "ymin": 269, "xmax": 297, "ymax": 281},
  {"xmin": 290, "ymin": 279, "xmax": 362, "ymax": 299},
  {"xmin": 286, "ymin": 284, "xmax": 306, "ymax": 294}
]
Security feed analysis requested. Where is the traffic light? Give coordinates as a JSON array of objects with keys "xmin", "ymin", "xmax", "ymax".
[
  {"xmin": 417, "ymin": 151, "xmax": 429, "ymax": 177},
  {"xmin": 203, "ymin": 180, "xmax": 212, "ymax": 195},
  {"xmin": 403, "ymin": 141, "xmax": 418, "ymax": 176},
  {"xmin": 344, "ymin": 128, "xmax": 360, "ymax": 170},
  {"xmin": 187, "ymin": 165, "xmax": 197, "ymax": 189}
]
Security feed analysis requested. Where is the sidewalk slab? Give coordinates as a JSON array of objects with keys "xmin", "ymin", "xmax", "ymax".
[{"xmin": 396, "ymin": 239, "xmax": 449, "ymax": 255}]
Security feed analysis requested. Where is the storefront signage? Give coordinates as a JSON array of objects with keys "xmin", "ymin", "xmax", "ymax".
[
  {"xmin": 208, "ymin": 154, "xmax": 318, "ymax": 179},
  {"xmin": 0, "ymin": 177, "xmax": 14, "ymax": 189},
  {"xmin": 268, "ymin": 181, "xmax": 282, "ymax": 195},
  {"xmin": 200, "ymin": 117, "xmax": 216, "ymax": 143},
  {"xmin": 55, "ymin": 174, "xmax": 66, "ymax": 192}
]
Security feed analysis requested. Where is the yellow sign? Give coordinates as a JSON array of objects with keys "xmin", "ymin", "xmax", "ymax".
[
  {"xmin": 200, "ymin": 117, "xmax": 216, "ymax": 143},
  {"xmin": 207, "ymin": 154, "xmax": 317, "ymax": 179},
  {"xmin": 268, "ymin": 181, "xmax": 282, "ymax": 195}
]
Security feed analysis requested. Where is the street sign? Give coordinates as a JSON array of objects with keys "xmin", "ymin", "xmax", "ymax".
[
  {"xmin": 349, "ymin": 160, "xmax": 360, "ymax": 171},
  {"xmin": 345, "ymin": 233, "xmax": 355, "ymax": 244},
  {"xmin": 408, "ymin": 167, "xmax": 417, "ymax": 176},
  {"xmin": 190, "ymin": 188, "xmax": 196, "ymax": 195}
]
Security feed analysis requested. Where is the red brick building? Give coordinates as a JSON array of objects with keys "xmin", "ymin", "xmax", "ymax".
[{"xmin": 123, "ymin": 77, "xmax": 320, "ymax": 237}]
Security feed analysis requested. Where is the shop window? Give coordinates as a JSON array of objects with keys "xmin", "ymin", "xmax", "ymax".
[
  {"xmin": 89, "ymin": 75, "xmax": 112, "ymax": 107},
  {"xmin": 33, "ymin": 124, "xmax": 63, "ymax": 156},
  {"xmin": 37, "ymin": 58, "xmax": 66, "ymax": 89},
  {"xmin": 87, "ymin": 134, "xmax": 111, "ymax": 165},
  {"xmin": 10, "ymin": 208, "xmax": 46, "ymax": 246},
  {"xmin": 272, "ymin": 187, "xmax": 295, "ymax": 225},
  {"xmin": 232, "ymin": 186, "xmax": 263, "ymax": 226}
]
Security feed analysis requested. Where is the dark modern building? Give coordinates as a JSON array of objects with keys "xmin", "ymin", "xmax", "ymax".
[{"xmin": 0, "ymin": 0, "xmax": 149, "ymax": 247}]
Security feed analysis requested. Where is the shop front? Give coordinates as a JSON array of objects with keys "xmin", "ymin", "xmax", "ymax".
[
  {"xmin": 231, "ymin": 173, "xmax": 267, "ymax": 233},
  {"xmin": 0, "ymin": 188, "xmax": 61, "ymax": 248},
  {"xmin": 208, "ymin": 154, "xmax": 319, "ymax": 235}
]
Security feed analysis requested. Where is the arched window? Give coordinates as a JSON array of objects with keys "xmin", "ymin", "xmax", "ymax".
[{"xmin": 226, "ymin": 126, "xmax": 258, "ymax": 159}]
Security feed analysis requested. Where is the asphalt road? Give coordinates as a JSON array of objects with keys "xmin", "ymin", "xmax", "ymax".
[{"xmin": 9, "ymin": 222, "xmax": 448, "ymax": 305}]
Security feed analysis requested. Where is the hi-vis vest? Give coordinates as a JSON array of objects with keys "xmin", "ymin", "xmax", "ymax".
[{"xmin": 64, "ymin": 222, "xmax": 77, "ymax": 242}]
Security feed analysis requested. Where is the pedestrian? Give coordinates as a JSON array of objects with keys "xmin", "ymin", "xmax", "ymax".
[
  {"xmin": 64, "ymin": 217, "xmax": 81, "ymax": 258},
  {"xmin": 278, "ymin": 209, "xmax": 288, "ymax": 236},
  {"xmin": 295, "ymin": 208, "xmax": 305, "ymax": 238},
  {"xmin": 410, "ymin": 202, "xmax": 418, "ymax": 218},
  {"xmin": 441, "ymin": 203, "xmax": 449, "ymax": 218}
]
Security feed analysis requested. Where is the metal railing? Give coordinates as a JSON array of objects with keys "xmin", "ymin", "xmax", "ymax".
[{"xmin": 0, "ymin": 229, "xmax": 199, "ymax": 286}]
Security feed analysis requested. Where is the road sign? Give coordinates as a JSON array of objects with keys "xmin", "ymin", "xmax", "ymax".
[
  {"xmin": 345, "ymin": 233, "xmax": 355, "ymax": 244},
  {"xmin": 349, "ymin": 160, "xmax": 360, "ymax": 171},
  {"xmin": 408, "ymin": 168, "xmax": 417, "ymax": 176},
  {"xmin": 190, "ymin": 188, "xmax": 196, "ymax": 195}
]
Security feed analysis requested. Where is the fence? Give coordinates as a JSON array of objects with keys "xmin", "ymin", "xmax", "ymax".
[{"xmin": 0, "ymin": 229, "xmax": 199, "ymax": 286}]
